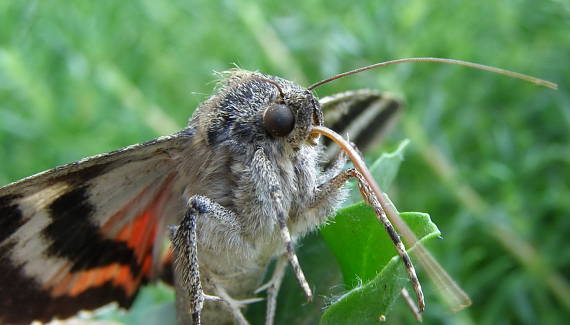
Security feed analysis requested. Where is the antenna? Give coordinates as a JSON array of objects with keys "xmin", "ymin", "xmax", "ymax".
[{"xmin": 308, "ymin": 57, "xmax": 557, "ymax": 90}]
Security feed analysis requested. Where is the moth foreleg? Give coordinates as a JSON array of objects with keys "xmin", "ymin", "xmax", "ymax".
[
  {"xmin": 312, "ymin": 168, "xmax": 425, "ymax": 311},
  {"xmin": 253, "ymin": 148, "xmax": 313, "ymax": 301},
  {"xmin": 170, "ymin": 196, "xmax": 245, "ymax": 325},
  {"xmin": 170, "ymin": 201, "xmax": 208, "ymax": 325}
]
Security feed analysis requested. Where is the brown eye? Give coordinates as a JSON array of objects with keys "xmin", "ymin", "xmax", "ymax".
[{"xmin": 263, "ymin": 103, "xmax": 295, "ymax": 137}]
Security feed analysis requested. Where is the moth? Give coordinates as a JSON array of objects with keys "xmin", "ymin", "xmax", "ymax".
[{"xmin": 0, "ymin": 58, "xmax": 555, "ymax": 325}]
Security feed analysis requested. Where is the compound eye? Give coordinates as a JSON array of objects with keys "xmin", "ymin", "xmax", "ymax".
[{"xmin": 263, "ymin": 103, "xmax": 295, "ymax": 137}]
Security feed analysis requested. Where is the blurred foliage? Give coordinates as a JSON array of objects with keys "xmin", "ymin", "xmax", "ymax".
[{"xmin": 1, "ymin": 0, "xmax": 569, "ymax": 324}]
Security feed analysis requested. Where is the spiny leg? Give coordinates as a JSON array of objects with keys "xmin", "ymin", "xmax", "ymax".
[
  {"xmin": 311, "ymin": 167, "xmax": 424, "ymax": 312},
  {"xmin": 170, "ymin": 196, "xmax": 252, "ymax": 325},
  {"xmin": 170, "ymin": 203, "xmax": 209, "ymax": 325},
  {"xmin": 350, "ymin": 169, "xmax": 424, "ymax": 311},
  {"xmin": 255, "ymin": 255, "xmax": 288, "ymax": 325}
]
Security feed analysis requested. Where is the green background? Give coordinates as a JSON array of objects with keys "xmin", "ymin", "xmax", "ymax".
[{"xmin": 1, "ymin": 0, "xmax": 568, "ymax": 324}]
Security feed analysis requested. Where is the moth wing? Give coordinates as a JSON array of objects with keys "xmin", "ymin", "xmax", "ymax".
[
  {"xmin": 0, "ymin": 130, "xmax": 194, "ymax": 325},
  {"xmin": 320, "ymin": 90, "xmax": 402, "ymax": 161}
]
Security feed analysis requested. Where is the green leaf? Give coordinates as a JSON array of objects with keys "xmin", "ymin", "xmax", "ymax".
[
  {"xmin": 320, "ymin": 210, "xmax": 440, "ymax": 324},
  {"xmin": 321, "ymin": 203, "xmax": 440, "ymax": 287}
]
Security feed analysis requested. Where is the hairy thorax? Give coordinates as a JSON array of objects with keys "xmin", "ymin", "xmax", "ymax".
[
  {"xmin": 173, "ymin": 127, "xmax": 344, "ymax": 324},
  {"xmin": 184, "ymin": 136, "xmax": 326, "ymax": 255}
]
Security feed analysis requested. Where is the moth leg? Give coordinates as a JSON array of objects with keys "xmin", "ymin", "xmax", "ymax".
[
  {"xmin": 170, "ymin": 203, "xmax": 211, "ymax": 325},
  {"xmin": 401, "ymin": 288, "xmax": 423, "ymax": 322},
  {"xmin": 170, "ymin": 196, "xmax": 249, "ymax": 325},
  {"xmin": 255, "ymin": 255, "xmax": 288, "ymax": 325},
  {"xmin": 253, "ymin": 148, "xmax": 313, "ymax": 300},
  {"xmin": 213, "ymin": 283, "xmax": 261, "ymax": 325},
  {"xmin": 311, "ymin": 168, "xmax": 425, "ymax": 311}
]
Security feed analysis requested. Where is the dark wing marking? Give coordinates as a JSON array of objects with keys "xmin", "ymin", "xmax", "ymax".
[
  {"xmin": 320, "ymin": 90, "xmax": 402, "ymax": 161},
  {"xmin": 0, "ymin": 129, "xmax": 193, "ymax": 325}
]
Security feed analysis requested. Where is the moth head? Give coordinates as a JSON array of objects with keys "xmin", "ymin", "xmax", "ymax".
[
  {"xmin": 196, "ymin": 70, "xmax": 323, "ymax": 150},
  {"xmin": 260, "ymin": 78, "xmax": 323, "ymax": 146}
]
